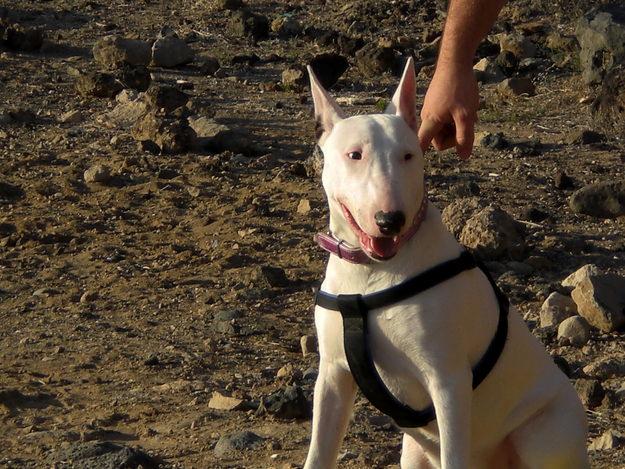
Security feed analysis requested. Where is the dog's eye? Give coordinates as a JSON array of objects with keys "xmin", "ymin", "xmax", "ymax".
[
  {"xmin": 347, "ymin": 151, "xmax": 362, "ymax": 160},
  {"xmin": 404, "ymin": 153, "xmax": 413, "ymax": 161}
]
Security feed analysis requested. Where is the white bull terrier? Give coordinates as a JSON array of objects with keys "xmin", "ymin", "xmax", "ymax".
[{"xmin": 303, "ymin": 58, "xmax": 589, "ymax": 469}]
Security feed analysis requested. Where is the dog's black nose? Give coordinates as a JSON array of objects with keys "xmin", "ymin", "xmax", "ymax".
[{"xmin": 374, "ymin": 210, "xmax": 406, "ymax": 235}]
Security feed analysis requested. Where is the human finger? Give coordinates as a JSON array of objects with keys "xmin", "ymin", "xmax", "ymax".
[{"xmin": 418, "ymin": 118, "xmax": 443, "ymax": 153}]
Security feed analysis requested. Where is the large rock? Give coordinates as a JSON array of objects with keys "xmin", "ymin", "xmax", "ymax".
[
  {"xmin": 591, "ymin": 65, "xmax": 625, "ymax": 138},
  {"xmin": 151, "ymin": 29, "xmax": 194, "ymax": 67},
  {"xmin": 571, "ymin": 273, "xmax": 625, "ymax": 332},
  {"xmin": 459, "ymin": 206, "xmax": 525, "ymax": 260},
  {"xmin": 93, "ymin": 35, "xmax": 152, "ymax": 70},
  {"xmin": 132, "ymin": 113, "xmax": 196, "ymax": 154},
  {"xmin": 576, "ymin": 4, "xmax": 625, "ymax": 84},
  {"xmin": 441, "ymin": 197, "xmax": 486, "ymax": 238},
  {"xmin": 540, "ymin": 292, "xmax": 577, "ymax": 327},
  {"xmin": 569, "ymin": 180, "xmax": 625, "ymax": 218}
]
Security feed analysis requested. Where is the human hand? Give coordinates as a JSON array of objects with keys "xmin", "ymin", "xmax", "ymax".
[{"xmin": 418, "ymin": 63, "xmax": 479, "ymax": 159}]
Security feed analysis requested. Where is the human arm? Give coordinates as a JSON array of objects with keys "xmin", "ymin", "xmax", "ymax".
[{"xmin": 418, "ymin": 0, "xmax": 506, "ymax": 159}]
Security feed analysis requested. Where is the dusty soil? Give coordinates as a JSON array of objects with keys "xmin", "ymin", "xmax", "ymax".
[{"xmin": 0, "ymin": 0, "xmax": 624, "ymax": 468}]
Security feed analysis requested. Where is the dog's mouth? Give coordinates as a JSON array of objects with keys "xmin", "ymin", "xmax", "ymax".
[{"xmin": 340, "ymin": 203, "xmax": 400, "ymax": 260}]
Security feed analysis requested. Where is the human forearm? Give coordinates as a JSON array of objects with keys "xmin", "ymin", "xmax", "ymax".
[{"xmin": 437, "ymin": 0, "xmax": 506, "ymax": 70}]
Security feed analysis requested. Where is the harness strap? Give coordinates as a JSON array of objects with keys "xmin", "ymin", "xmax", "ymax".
[{"xmin": 315, "ymin": 251, "xmax": 509, "ymax": 428}]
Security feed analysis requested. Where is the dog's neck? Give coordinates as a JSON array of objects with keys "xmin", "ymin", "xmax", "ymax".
[{"xmin": 320, "ymin": 202, "xmax": 463, "ymax": 295}]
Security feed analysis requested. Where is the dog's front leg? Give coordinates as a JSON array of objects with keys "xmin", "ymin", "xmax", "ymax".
[
  {"xmin": 429, "ymin": 370, "xmax": 472, "ymax": 469},
  {"xmin": 304, "ymin": 361, "xmax": 357, "ymax": 469}
]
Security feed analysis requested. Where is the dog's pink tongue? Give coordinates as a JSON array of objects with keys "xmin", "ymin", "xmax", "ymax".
[{"xmin": 370, "ymin": 237, "xmax": 397, "ymax": 258}]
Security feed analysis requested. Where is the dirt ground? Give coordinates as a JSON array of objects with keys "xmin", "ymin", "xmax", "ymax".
[{"xmin": 1, "ymin": 0, "xmax": 624, "ymax": 468}]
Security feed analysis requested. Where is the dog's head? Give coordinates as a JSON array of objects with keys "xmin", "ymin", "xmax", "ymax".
[{"xmin": 308, "ymin": 58, "xmax": 425, "ymax": 261}]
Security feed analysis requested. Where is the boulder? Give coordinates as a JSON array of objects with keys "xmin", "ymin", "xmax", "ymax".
[
  {"xmin": 93, "ymin": 35, "xmax": 152, "ymax": 70},
  {"xmin": 576, "ymin": 4, "xmax": 625, "ymax": 84},
  {"xmin": 557, "ymin": 316, "xmax": 591, "ymax": 346},
  {"xmin": 459, "ymin": 206, "xmax": 525, "ymax": 260},
  {"xmin": 569, "ymin": 180, "xmax": 625, "ymax": 218},
  {"xmin": 571, "ymin": 273, "xmax": 625, "ymax": 332},
  {"xmin": 591, "ymin": 65, "xmax": 625, "ymax": 138}
]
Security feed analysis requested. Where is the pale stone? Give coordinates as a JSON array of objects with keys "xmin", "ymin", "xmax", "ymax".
[
  {"xmin": 571, "ymin": 273, "xmax": 625, "ymax": 332},
  {"xmin": 561, "ymin": 264, "xmax": 599, "ymax": 288},
  {"xmin": 557, "ymin": 316, "xmax": 591, "ymax": 346}
]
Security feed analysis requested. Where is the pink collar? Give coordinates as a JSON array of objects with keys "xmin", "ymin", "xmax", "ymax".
[{"xmin": 316, "ymin": 195, "xmax": 428, "ymax": 264}]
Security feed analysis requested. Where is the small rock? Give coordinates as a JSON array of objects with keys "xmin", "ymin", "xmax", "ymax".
[
  {"xmin": 271, "ymin": 16, "xmax": 302, "ymax": 38},
  {"xmin": 441, "ymin": 197, "xmax": 486, "ymax": 238},
  {"xmin": 498, "ymin": 33, "xmax": 537, "ymax": 60},
  {"xmin": 84, "ymin": 164, "xmax": 111, "ymax": 184},
  {"xmin": 188, "ymin": 117, "xmax": 255, "ymax": 155},
  {"xmin": 281, "ymin": 66, "xmax": 307, "ymax": 91},
  {"xmin": 589, "ymin": 430, "xmax": 625, "ymax": 451},
  {"xmin": 540, "ymin": 292, "xmax": 576, "ymax": 327},
  {"xmin": 142, "ymin": 85, "xmax": 189, "ymax": 113},
  {"xmin": 497, "ymin": 77, "xmax": 535, "ymax": 96},
  {"xmin": 554, "ymin": 170, "xmax": 575, "ymax": 190},
  {"xmin": 208, "ymin": 391, "xmax": 245, "ymax": 411},
  {"xmin": 493, "ymin": 50, "xmax": 518, "ymax": 76},
  {"xmin": 297, "ymin": 199, "xmax": 311, "ymax": 215},
  {"xmin": 300, "ymin": 335, "xmax": 317, "ymax": 356},
  {"xmin": 569, "ymin": 180, "xmax": 625, "ymax": 218},
  {"xmin": 571, "ymin": 272, "xmax": 625, "ymax": 332},
  {"xmin": 75, "ymin": 72, "xmax": 123, "ymax": 99},
  {"xmin": 151, "ymin": 29, "xmax": 194, "ymax": 68},
  {"xmin": 5, "ymin": 25, "xmax": 44, "ymax": 52},
  {"xmin": 93, "ymin": 35, "xmax": 152, "ymax": 70},
  {"xmin": 459, "ymin": 206, "xmax": 525, "ymax": 260},
  {"xmin": 262, "ymin": 385, "xmax": 310, "ymax": 419},
  {"xmin": 557, "ymin": 316, "xmax": 591, "ymax": 346},
  {"xmin": 566, "ymin": 129, "xmax": 605, "ymax": 145},
  {"xmin": 214, "ymin": 431, "xmax": 265, "ymax": 457},
  {"xmin": 132, "ymin": 113, "xmax": 196, "ymax": 154},
  {"xmin": 355, "ymin": 43, "xmax": 395, "ymax": 78},
  {"xmin": 591, "ymin": 65, "xmax": 625, "ymax": 138},
  {"xmin": 309, "ymin": 53, "xmax": 349, "ymax": 89},
  {"xmin": 583, "ymin": 358, "xmax": 625, "ymax": 379},
  {"xmin": 519, "ymin": 206, "xmax": 548, "ymax": 223},
  {"xmin": 46, "ymin": 441, "xmax": 159, "ymax": 468},
  {"xmin": 562, "ymin": 264, "xmax": 599, "ymax": 289},
  {"xmin": 80, "ymin": 291, "xmax": 98, "ymax": 303},
  {"xmin": 574, "ymin": 379, "xmax": 605, "ymax": 409},
  {"xmin": 478, "ymin": 132, "xmax": 509, "ymax": 150},
  {"xmin": 59, "ymin": 110, "xmax": 83, "ymax": 124},
  {"xmin": 253, "ymin": 266, "xmax": 290, "ymax": 288},
  {"xmin": 229, "ymin": 10, "xmax": 269, "ymax": 41},
  {"xmin": 199, "ymin": 56, "xmax": 220, "ymax": 76},
  {"xmin": 473, "ymin": 58, "xmax": 505, "ymax": 83}
]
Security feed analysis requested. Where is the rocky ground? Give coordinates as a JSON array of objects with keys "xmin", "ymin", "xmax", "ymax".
[{"xmin": 1, "ymin": 0, "xmax": 625, "ymax": 468}]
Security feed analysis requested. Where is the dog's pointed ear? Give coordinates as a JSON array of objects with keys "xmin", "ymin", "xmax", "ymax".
[
  {"xmin": 307, "ymin": 65, "xmax": 345, "ymax": 143},
  {"xmin": 385, "ymin": 57, "xmax": 418, "ymax": 132}
]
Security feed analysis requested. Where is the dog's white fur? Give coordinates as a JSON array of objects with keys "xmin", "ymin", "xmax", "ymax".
[{"xmin": 303, "ymin": 59, "xmax": 589, "ymax": 469}]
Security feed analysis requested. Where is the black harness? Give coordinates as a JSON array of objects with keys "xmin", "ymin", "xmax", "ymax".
[{"xmin": 315, "ymin": 251, "xmax": 509, "ymax": 428}]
